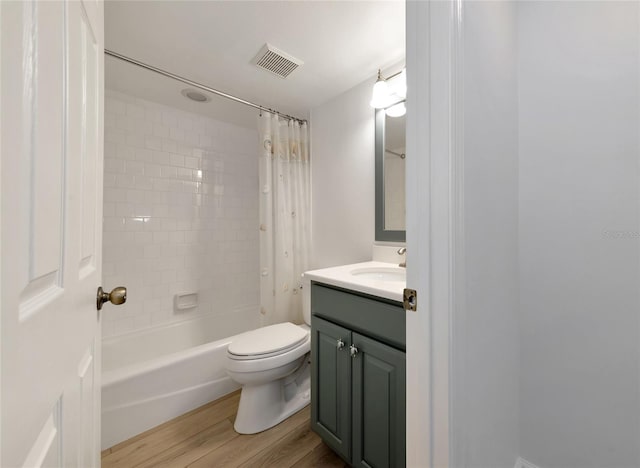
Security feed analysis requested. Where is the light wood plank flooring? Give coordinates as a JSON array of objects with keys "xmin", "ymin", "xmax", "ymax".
[{"xmin": 101, "ymin": 391, "xmax": 347, "ymax": 468}]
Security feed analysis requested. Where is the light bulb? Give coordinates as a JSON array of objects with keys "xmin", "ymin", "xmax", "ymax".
[
  {"xmin": 391, "ymin": 69, "xmax": 407, "ymax": 99},
  {"xmin": 370, "ymin": 72, "xmax": 392, "ymax": 109},
  {"xmin": 385, "ymin": 102, "xmax": 406, "ymax": 118}
]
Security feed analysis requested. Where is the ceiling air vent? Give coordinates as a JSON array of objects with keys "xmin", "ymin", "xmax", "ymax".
[{"xmin": 252, "ymin": 43, "xmax": 303, "ymax": 79}]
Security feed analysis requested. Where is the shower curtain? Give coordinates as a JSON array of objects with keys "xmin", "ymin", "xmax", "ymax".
[{"xmin": 258, "ymin": 113, "xmax": 310, "ymax": 325}]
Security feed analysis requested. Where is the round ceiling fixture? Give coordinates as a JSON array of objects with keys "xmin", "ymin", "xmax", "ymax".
[{"xmin": 181, "ymin": 88, "xmax": 211, "ymax": 103}]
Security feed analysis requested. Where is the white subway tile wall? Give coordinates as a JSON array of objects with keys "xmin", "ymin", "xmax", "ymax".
[{"xmin": 102, "ymin": 90, "xmax": 260, "ymax": 338}]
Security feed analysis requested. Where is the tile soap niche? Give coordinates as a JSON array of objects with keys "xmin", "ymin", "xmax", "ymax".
[{"xmin": 174, "ymin": 292, "xmax": 198, "ymax": 311}]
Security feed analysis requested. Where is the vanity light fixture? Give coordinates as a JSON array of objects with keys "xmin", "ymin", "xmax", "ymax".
[
  {"xmin": 370, "ymin": 70, "xmax": 393, "ymax": 108},
  {"xmin": 391, "ymin": 69, "xmax": 407, "ymax": 99},
  {"xmin": 385, "ymin": 101, "xmax": 406, "ymax": 118},
  {"xmin": 370, "ymin": 67, "xmax": 407, "ymax": 113}
]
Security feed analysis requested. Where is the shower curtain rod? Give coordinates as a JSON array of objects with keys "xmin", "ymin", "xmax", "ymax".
[
  {"xmin": 385, "ymin": 148, "xmax": 406, "ymax": 159},
  {"xmin": 104, "ymin": 49, "xmax": 307, "ymax": 123}
]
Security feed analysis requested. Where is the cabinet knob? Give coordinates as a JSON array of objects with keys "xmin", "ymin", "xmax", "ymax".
[
  {"xmin": 337, "ymin": 338, "xmax": 345, "ymax": 350},
  {"xmin": 350, "ymin": 344, "xmax": 359, "ymax": 358}
]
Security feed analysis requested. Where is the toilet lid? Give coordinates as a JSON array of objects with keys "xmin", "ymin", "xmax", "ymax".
[{"xmin": 228, "ymin": 323, "xmax": 308, "ymax": 358}]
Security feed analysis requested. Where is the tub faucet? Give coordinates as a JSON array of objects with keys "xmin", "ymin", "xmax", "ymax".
[{"xmin": 397, "ymin": 247, "xmax": 406, "ymax": 268}]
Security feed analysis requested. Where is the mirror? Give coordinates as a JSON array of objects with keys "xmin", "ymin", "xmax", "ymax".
[{"xmin": 375, "ymin": 108, "xmax": 406, "ymax": 242}]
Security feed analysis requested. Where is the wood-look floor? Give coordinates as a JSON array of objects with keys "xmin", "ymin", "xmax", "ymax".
[{"xmin": 101, "ymin": 391, "xmax": 348, "ymax": 468}]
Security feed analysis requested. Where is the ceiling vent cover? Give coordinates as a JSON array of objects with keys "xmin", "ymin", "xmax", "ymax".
[{"xmin": 252, "ymin": 43, "xmax": 303, "ymax": 79}]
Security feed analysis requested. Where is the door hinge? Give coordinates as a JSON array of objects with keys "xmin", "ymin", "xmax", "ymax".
[{"xmin": 403, "ymin": 288, "xmax": 417, "ymax": 312}]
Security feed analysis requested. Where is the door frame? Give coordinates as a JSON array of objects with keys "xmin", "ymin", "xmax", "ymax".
[
  {"xmin": 406, "ymin": 0, "xmax": 464, "ymax": 466},
  {"xmin": 0, "ymin": 4, "xmax": 3, "ymax": 464}
]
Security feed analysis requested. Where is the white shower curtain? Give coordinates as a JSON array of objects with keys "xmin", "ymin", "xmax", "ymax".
[{"xmin": 258, "ymin": 113, "xmax": 310, "ymax": 325}]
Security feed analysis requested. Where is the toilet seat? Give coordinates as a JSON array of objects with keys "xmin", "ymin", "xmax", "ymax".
[{"xmin": 227, "ymin": 322, "xmax": 309, "ymax": 360}]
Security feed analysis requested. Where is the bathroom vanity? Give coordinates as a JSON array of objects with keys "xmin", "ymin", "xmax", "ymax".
[{"xmin": 304, "ymin": 262, "xmax": 406, "ymax": 468}]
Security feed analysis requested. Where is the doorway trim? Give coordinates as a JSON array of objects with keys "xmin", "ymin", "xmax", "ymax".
[{"xmin": 406, "ymin": 0, "xmax": 465, "ymax": 466}]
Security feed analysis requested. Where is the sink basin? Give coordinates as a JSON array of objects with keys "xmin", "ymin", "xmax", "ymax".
[
  {"xmin": 350, "ymin": 267, "xmax": 406, "ymax": 282},
  {"xmin": 304, "ymin": 261, "xmax": 405, "ymax": 302}
]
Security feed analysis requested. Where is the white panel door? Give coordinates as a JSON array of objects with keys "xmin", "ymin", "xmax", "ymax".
[{"xmin": 1, "ymin": 1, "xmax": 105, "ymax": 466}]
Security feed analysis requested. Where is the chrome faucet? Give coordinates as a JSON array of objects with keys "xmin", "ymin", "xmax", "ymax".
[{"xmin": 397, "ymin": 247, "xmax": 406, "ymax": 268}]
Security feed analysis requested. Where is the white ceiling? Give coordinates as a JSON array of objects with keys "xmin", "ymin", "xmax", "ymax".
[{"xmin": 104, "ymin": 1, "xmax": 405, "ymax": 128}]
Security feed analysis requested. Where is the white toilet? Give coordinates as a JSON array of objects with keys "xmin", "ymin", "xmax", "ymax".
[{"xmin": 224, "ymin": 282, "xmax": 312, "ymax": 434}]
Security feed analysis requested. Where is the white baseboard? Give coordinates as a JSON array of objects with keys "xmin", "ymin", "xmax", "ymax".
[{"xmin": 515, "ymin": 457, "xmax": 540, "ymax": 468}]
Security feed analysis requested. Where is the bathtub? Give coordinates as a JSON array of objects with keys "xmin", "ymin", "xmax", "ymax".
[{"xmin": 101, "ymin": 313, "xmax": 258, "ymax": 449}]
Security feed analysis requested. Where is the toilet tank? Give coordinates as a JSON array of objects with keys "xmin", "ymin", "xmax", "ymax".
[{"xmin": 302, "ymin": 277, "xmax": 311, "ymax": 325}]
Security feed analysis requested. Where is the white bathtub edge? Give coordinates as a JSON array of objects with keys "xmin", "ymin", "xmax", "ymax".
[
  {"xmin": 102, "ymin": 374, "xmax": 239, "ymax": 449},
  {"xmin": 101, "ymin": 330, "xmax": 247, "ymax": 450},
  {"xmin": 102, "ymin": 335, "xmax": 237, "ymax": 388}
]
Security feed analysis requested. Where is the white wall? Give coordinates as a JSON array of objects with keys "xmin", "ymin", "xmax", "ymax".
[
  {"xmin": 102, "ymin": 90, "xmax": 260, "ymax": 338},
  {"xmin": 309, "ymin": 77, "xmax": 376, "ymax": 269},
  {"xmin": 454, "ymin": 2, "xmax": 520, "ymax": 466},
  {"xmin": 517, "ymin": 3, "xmax": 640, "ymax": 467}
]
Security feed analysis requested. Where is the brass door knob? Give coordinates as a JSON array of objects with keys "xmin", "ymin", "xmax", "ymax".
[{"xmin": 97, "ymin": 286, "xmax": 127, "ymax": 311}]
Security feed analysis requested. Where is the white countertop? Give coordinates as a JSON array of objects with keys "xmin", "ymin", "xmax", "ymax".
[{"xmin": 303, "ymin": 261, "xmax": 405, "ymax": 303}]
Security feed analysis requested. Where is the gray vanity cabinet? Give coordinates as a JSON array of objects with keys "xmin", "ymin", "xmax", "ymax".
[
  {"xmin": 310, "ymin": 283, "xmax": 406, "ymax": 468},
  {"xmin": 352, "ymin": 332, "xmax": 406, "ymax": 468},
  {"xmin": 311, "ymin": 317, "xmax": 352, "ymax": 461}
]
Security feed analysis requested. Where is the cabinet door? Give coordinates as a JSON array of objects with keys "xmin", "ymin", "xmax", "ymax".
[
  {"xmin": 311, "ymin": 317, "xmax": 352, "ymax": 462},
  {"xmin": 352, "ymin": 333, "xmax": 406, "ymax": 468}
]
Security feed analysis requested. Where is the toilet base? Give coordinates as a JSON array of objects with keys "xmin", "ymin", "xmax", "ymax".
[{"xmin": 233, "ymin": 361, "xmax": 311, "ymax": 434}]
